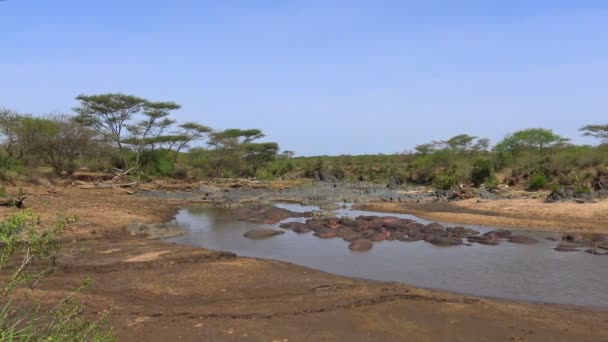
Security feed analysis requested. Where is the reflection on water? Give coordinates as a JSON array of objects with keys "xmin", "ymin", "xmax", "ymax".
[{"xmin": 165, "ymin": 204, "xmax": 608, "ymax": 308}]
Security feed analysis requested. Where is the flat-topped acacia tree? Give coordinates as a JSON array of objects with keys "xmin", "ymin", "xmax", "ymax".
[
  {"xmin": 495, "ymin": 128, "xmax": 568, "ymax": 158},
  {"xmin": 74, "ymin": 93, "xmax": 182, "ymax": 170},
  {"xmin": 580, "ymin": 124, "xmax": 608, "ymax": 145}
]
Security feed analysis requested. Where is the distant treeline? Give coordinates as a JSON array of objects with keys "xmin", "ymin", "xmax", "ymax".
[
  {"xmin": 270, "ymin": 129, "xmax": 608, "ymax": 192},
  {"xmin": 2, "ymin": 93, "xmax": 608, "ymax": 192}
]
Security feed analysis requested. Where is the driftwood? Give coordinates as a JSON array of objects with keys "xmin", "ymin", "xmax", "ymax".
[
  {"xmin": 74, "ymin": 167, "xmax": 138, "ymax": 191},
  {"xmin": 0, "ymin": 196, "xmax": 26, "ymax": 208},
  {"xmin": 77, "ymin": 181, "xmax": 138, "ymax": 190}
]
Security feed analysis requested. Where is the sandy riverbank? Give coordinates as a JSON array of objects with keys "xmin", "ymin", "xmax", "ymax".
[{"xmin": 359, "ymin": 198, "xmax": 608, "ymax": 234}]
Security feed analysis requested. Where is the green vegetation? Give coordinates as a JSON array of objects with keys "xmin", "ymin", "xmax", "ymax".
[
  {"xmin": 2, "ymin": 98, "xmax": 608, "ymax": 192},
  {"xmin": 0, "ymin": 210, "xmax": 114, "ymax": 341},
  {"xmin": 1, "ymin": 94, "xmax": 281, "ymax": 180}
]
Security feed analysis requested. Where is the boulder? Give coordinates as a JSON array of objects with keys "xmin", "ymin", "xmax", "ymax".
[
  {"xmin": 348, "ymin": 239, "xmax": 374, "ymax": 252},
  {"xmin": 243, "ymin": 229, "xmax": 285, "ymax": 239}
]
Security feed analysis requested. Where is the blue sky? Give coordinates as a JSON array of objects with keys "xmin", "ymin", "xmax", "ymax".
[{"xmin": 1, "ymin": 1, "xmax": 607, "ymax": 155}]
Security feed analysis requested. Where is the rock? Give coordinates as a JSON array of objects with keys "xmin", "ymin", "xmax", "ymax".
[
  {"xmin": 475, "ymin": 189, "xmax": 501, "ymax": 200},
  {"xmin": 426, "ymin": 236, "xmax": 463, "ymax": 247},
  {"xmin": 598, "ymin": 243, "xmax": 608, "ymax": 251},
  {"xmin": 508, "ymin": 235, "xmax": 540, "ymax": 244},
  {"xmin": 243, "ymin": 229, "xmax": 285, "ymax": 239},
  {"xmin": 546, "ymin": 187, "xmax": 577, "ymax": 203},
  {"xmin": 348, "ymin": 239, "xmax": 374, "ymax": 252}
]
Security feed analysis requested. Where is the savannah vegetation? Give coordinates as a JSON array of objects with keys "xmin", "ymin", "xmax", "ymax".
[{"xmin": 1, "ymin": 93, "xmax": 608, "ymax": 192}]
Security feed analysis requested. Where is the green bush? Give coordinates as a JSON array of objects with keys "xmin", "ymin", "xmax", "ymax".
[
  {"xmin": 432, "ymin": 172, "xmax": 461, "ymax": 190},
  {"xmin": 528, "ymin": 173, "xmax": 548, "ymax": 190},
  {"xmin": 138, "ymin": 150, "xmax": 174, "ymax": 176},
  {"xmin": 483, "ymin": 174, "xmax": 499, "ymax": 190},
  {"xmin": 470, "ymin": 159, "xmax": 494, "ymax": 187}
]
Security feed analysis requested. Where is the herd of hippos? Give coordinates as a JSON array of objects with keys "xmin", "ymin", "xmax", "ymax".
[{"xmin": 234, "ymin": 206, "xmax": 608, "ymax": 255}]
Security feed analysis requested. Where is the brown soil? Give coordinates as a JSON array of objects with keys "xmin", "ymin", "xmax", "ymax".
[
  {"xmin": 360, "ymin": 198, "xmax": 608, "ymax": 234},
  {"xmin": 2, "ymin": 185, "xmax": 608, "ymax": 341}
]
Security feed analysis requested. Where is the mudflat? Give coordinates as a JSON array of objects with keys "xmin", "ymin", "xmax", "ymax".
[{"xmin": 2, "ymin": 185, "xmax": 608, "ymax": 341}]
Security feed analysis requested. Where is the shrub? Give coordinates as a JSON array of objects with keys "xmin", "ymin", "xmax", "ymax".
[
  {"xmin": 470, "ymin": 159, "xmax": 494, "ymax": 187},
  {"xmin": 528, "ymin": 173, "xmax": 548, "ymax": 190},
  {"xmin": 0, "ymin": 210, "xmax": 115, "ymax": 341},
  {"xmin": 432, "ymin": 172, "xmax": 460, "ymax": 190},
  {"xmin": 483, "ymin": 174, "xmax": 499, "ymax": 190}
]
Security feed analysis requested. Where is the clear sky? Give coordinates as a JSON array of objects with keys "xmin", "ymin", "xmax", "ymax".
[{"xmin": 1, "ymin": 1, "xmax": 607, "ymax": 156}]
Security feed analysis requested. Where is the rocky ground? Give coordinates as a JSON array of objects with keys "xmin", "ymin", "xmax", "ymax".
[{"xmin": 1, "ymin": 182, "xmax": 608, "ymax": 341}]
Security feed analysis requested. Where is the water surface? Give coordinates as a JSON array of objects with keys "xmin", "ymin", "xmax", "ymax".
[{"xmin": 165, "ymin": 204, "xmax": 608, "ymax": 308}]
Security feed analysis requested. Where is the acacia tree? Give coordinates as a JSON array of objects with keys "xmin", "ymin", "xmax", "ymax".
[
  {"xmin": 496, "ymin": 128, "xmax": 568, "ymax": 158},
  {"xmin": 433, "ymin": 134, "xmax": 490, "ymax": 153},
  {"xmin": 204, "ymin": 128, "xmax": 278, "ymax": 177},
  {"xmin": 124, "ymin": 101, "xmax": 180, "ymax": 166},
  {"xmin": 580, "ymin": 124, "xmax": 608, "ymax": 145},
  {"xmin": 166, "ymin": 122, "xmax": 212, "ymax": 162},
  {"xmin": 243, "ymin": 142, "xmax": 279, "ymax": 173},
  {"xmin": 278, "ymin": 150, "xmax": 295, "ymax": 159},
  {"xmin": 74, "ymin": 93, "xmax": 148, "ymax": 167}
]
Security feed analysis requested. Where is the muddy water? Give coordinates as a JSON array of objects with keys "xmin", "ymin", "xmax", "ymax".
[{"xmin": 165, "ymin": 204, "xmax": 608, "ymax": 308}]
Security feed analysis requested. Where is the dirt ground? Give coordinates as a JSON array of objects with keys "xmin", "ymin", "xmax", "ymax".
[
  {"xmin": 360, "ymin": 198, "xmax": 608, "ymax": 234},
  {"xmin": 2, "ymin": 185, "xmax": 608, "ymax": 341}
]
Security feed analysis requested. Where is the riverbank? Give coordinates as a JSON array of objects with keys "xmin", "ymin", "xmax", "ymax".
[
  {"xmin": 359, "ymin": 198, "xmax": 608, "ymax": 234},
  {"xmin": 1, "ymin": 184, "xmax": 607, "ymax": 341}
]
